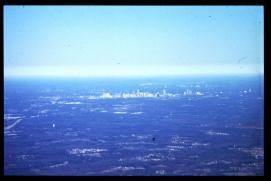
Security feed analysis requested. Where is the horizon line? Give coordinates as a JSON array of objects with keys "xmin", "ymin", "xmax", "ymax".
[
  {"xmin": 4, "ymin": 72, "xmax": 264, "ymax": 79},
  {"xmin": 4, "ymin": 65, "xmax": 263, "ymax": 78}
]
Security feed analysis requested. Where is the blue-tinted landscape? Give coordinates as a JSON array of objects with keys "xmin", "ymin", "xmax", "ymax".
[
  {"xmin": 4, "ymin": 5, "xmax": 264, "ymax": 176},
  {"xmin": 4, "ymin": 75, "xmax": 264, "ymax": 175}
]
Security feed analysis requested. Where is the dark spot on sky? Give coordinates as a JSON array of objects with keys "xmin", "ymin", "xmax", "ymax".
[
  {"xmin": 152, "ymin": 137, "xmax": 155, "ymax": 141},
  {"xmin": 237, "ymin": 57, "xmax": 247, "ymax": 63}
]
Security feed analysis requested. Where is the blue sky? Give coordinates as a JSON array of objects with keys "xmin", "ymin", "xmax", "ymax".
[{"xmin": 4, "ymin": 6, "xmax": 263, "ymax": 77}]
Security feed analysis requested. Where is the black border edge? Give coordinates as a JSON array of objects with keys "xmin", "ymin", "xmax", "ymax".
[{"xmin": 1, "ymin": 0, "xmax": 267, "ymax": 6}]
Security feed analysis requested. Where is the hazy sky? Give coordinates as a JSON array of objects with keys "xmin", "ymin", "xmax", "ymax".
[{"xmin": 4, "ymin": 6, "xmax": 263, "ymax": 77}]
